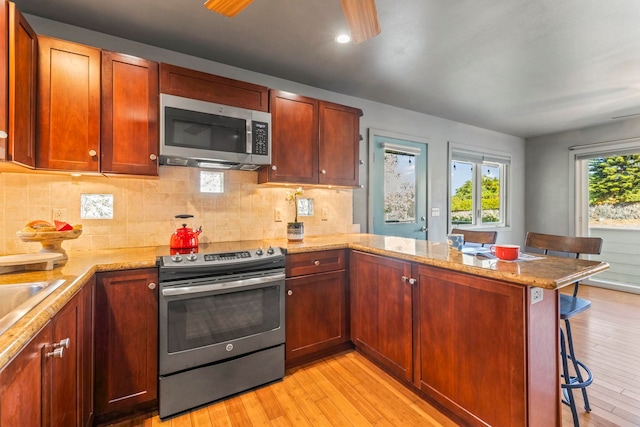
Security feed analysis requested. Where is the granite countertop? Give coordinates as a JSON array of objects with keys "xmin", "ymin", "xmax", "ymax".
[{"xmin": 0, "ymin": 233, "xmax": 609, "ymax": 370}]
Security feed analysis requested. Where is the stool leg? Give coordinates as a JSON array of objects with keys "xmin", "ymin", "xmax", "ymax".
[
  {"xmin": 561, "ymin": 327, "xmax": 580, "ymax": 427},
  {"xmin": 565, "ymin": 318, "xmax": 591, "ymax": 412}
]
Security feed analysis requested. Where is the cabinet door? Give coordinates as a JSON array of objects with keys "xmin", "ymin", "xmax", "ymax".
[
  {"xmin": 36, "ymin": 36, "xmax": 101, "ymax": 172},
  {"xmin": 159, "ymin": 63, "xmax": 269, "ymax": 112},
  {"xmin": 101, "ymin": 51, "xmax": 159, "ymax": 175},
  {"xmin": 285, "ymin": 270, "xmax": 348, "ymax": 365},
  {"xmin": 0, "ymin": 0, "xmax": 7, "ymax": 160},
  {"xmin": 349, "ymin": 251, "xmax": 413, "ymax": 381},
  {"xmin": 49, "ymin": 289, "xmax": 83, "ymax": 427},
  {"xmin": 7, "ymin": 2, "xmax": 36, "ymax": 168},
  {"xmin": 318, "ymin": 101, "xmax": 361, "ymax": 187},
  {"xmin": 0, "ymin": 324, "xmax": 51, "ymax": 426},
  {"xmin": 414, "ymin": 264, "xmax": 527, "ymax": 427},
  {"xmin": 259, "ymin": 90, "xmax": 318, "ymax": 184},
  {"xmin": 94, "ymin": 269, "xmax": 158, "ymax": 419}
]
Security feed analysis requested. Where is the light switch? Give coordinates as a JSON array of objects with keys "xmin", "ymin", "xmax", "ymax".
[
  {"xmin": 431, "ymin": 207, "xmax": 440, "ymax": 217},
  {"xmin": 274, "ymin": 209, "xmax": 282, "ymax": 222}
]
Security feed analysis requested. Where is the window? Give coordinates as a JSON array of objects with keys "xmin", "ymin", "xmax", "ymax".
[{"xmin": 449, "ymin": 148, "xmax": 510, "ymax": 227}]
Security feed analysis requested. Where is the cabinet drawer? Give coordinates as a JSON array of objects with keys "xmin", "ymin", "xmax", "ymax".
[{"xmin": 286, "ymin": 249, "xmax": 346, "ymax": 277}]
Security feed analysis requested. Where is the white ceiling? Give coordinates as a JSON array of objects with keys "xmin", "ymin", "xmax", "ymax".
[{"xmin": 12, "ymin": 0, "xmax": 640, "ymax": 138}]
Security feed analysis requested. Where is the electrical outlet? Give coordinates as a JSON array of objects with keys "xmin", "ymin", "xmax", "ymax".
[
  {"xmin": 52, "ymin": 208, "xmax": 67, "ymax": 222},
  {"xmin": 274, "ymin": 208, "xmax": 282, "ymax": 222},
  {"xmin": 530, "ymin": 287, "xmax": 544, "ymax": 304},
  {"xmin": 321, "ymin": 207, "xmax": 328, "ymax": 221}
]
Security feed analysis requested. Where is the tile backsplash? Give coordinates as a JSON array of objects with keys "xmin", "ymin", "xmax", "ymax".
[{"xmin": 0, "ymin": 166, "xmax": 356, "ymax": 255}]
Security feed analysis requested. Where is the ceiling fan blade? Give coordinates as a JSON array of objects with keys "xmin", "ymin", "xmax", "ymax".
[
  {"xmin": 203, "ymin": 0, "xmax": 254, "ymax": 17},
  {"xmin": 339, "ymin": 0, "xmax": 381, "ymax": 43}
]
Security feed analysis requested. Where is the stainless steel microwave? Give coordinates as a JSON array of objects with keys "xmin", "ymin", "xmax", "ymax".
[{"xmin": 159, "ymin": 94, "xmax": 271, "ymax": 170}]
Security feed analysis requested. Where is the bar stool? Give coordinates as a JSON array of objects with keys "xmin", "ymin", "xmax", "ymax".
[{"xmin": 525, "ymin": 232, "xmax": 603, "ymax": 427}]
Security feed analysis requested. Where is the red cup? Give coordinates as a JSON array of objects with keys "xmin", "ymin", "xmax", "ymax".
[{"xmin": 490, "ymin": 244, "xmax": 520, "ymax": 261}]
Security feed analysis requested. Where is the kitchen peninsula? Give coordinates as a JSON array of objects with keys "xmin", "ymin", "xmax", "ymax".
[{"xmin": 0, "ymin": 234, "xmax": 608, "ymax": 426}]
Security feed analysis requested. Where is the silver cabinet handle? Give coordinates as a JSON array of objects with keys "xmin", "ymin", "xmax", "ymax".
[
  {"xmin": 47, "ymin": 347, "xmax": 64, "ymax": 358},
  {"xmin": 54, "ymin": 338, "xmax": 70, "ymax": 349},
  {"xmin": 313, "ymin": 260, "xmax": 320, "ymax": 266},
  {"xmin": 408, "ymin": 278, "xmax": 417, "ymax": 285},
  {"xmin": 0, "ymin": 130, "xmax": 7, "ymax": 138},
  {"xmin": 321, "ymin": 169, "xmax": 326, "ymax": 174},
  {"xmin": 89, "ymin": 149, "xmax": 97, "ymax": 157},
  {"xmin": 149, "ymin": 154, "xmax": 157, "ymax": 161},
  {"xmin": 272, "ymin": 165, "xmax": 277, "ymax": 170},
  {"xmin": 287, "ymin": 290, "xmax": 293, "ymax": 296},
  {"xmin": 148, "ymin": 282, "xmax": 157, "ymax": 290},
  {"xmin": 401, "ymin": 276, "xmax": 408, "ymax": 282}
]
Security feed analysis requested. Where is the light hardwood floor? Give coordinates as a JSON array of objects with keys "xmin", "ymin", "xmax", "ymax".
[{"xmin": 108, "ymin": 285, "xmax": 640, "ymax": 427}]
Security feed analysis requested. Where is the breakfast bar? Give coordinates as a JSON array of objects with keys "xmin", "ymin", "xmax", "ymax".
[{"xmin": 0, "ymin": 234, "xmax": 609, "ymax": 426}]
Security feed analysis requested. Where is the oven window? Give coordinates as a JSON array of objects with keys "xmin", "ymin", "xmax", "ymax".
[
  {"xmin": 166, "ymin": 285, "xmax": 280, "ymax": 353},
  {"xmin": 165, "ymin": 107, "xmax": 247, "ymax": 153}
]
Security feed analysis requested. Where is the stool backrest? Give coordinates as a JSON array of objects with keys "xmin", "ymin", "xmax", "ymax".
[
  {"xmin": 525, "ymin": 231, "xmax": 603, "ymax": 296},
  {"xmin": 451, "ymin": 229, "xmax": 497, "ymax": 247}
]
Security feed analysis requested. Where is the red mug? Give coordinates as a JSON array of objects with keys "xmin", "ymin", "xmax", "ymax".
[{"xmin": 490, "ymin": 244, "xmax": 520, "ymax": 261}]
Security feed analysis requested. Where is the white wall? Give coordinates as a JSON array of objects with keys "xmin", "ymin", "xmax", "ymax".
[
  {"xmin": 25, "ymin": 14, "xmax": 526, "ymax": 245},
  {"xmin": 525, "ymin": 117, "xmax": 640, "ymax": 238}
]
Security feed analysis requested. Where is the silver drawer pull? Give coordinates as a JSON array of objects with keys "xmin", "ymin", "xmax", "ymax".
[
  {"xmin": 54, "ymin": 338, "xmax": 70, "ymax": 349},
  {"xmin": 314, "ymin": 260, "xmax": 320, "ymax": 266},
  {"xmin": 47, "ymin": 347, "xmax": 64, "ymax": 358},
  {"xmin": 287, "ymin": 290, "xmax": 293, "ymax": 296}
]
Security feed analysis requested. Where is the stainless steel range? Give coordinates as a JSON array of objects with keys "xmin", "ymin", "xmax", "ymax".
[{"xmin": 157, "ymin": 246, "xmax": 285, "ymax": 419}]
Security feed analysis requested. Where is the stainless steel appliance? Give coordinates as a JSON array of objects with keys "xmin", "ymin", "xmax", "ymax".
[
  {"xmin": 157, "ymin": 246, "xmax": 285, "ymax": 419},
  {"xmin": 160, "ymin": 94, "xmax": 271, "ymax": 170}
]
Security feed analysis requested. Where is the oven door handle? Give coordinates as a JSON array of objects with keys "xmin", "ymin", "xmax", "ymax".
[{"xmin": 161, "ymin": 272, "xmax": 285, "ymax": 297}]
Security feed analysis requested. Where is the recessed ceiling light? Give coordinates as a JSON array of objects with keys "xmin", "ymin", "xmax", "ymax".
[{"xmin": 335, "ymin": 34, "xmax": 351, "ymax": 44}]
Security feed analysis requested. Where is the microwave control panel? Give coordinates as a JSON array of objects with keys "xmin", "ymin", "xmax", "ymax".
[{"xmin": 252, "ymin": 121, "xmax": 269, "ymax": 155}]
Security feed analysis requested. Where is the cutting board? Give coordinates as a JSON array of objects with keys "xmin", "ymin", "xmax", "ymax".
[{"xmin": 0, "ymin": 253, "xmax": 64, "ymax": 274}]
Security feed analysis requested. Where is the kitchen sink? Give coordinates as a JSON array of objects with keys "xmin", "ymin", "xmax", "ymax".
[{"xmin": 0, "ymin": 280, "xmax": 66, "ymax": 336}]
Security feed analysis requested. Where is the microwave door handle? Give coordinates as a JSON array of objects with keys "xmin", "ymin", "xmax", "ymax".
[
  {"xmin": 161, "ymin": 273, "xmax": 285, "ymax": 297},
  {"xmin": 246, "ymin": 121, "xmax": 253, "ymax": 154}
]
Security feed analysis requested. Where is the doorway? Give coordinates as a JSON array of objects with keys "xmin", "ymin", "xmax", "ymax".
[
  {"xmin": 573, "ymin": 140, "xmax": 640, "ymax": 293},
  {"xmin": 368, "ymin": 129, "xmax": 428, "ymax": 239}
]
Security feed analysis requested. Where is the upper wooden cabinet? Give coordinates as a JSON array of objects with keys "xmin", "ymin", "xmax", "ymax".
[
  {"xmin": 259, "ymin": 90, "xmax": 362, "ymax": 187},
  {"xmin": 159, "ymin": 63, "xmax": 268, "ymax": 112},
  {"xmin": 0, "ymin": 1, "xmax": 37, "ymax": 167},
  {"xmin": 36, "ymin": 36, "xmax": 101, "ymax": 172},
  {"xmin": 101, "ymin": 51, "xmax": 159, "ymax": 176}
]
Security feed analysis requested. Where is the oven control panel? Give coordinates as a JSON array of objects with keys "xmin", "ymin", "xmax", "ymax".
[{"xmin": 158, "ymin": 246, "xmax": 284, "ymax": 268}]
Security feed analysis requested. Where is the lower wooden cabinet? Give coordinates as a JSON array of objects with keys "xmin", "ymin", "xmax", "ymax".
[
  {"xmin": 349, "ymin": 250, "xmax": 413, "ymax": 382},
  {"xmin": 94, "ymin": 268, "xmax": 158, "ymax": 422},
  {"xmin": 285, "ymin": 250, "xmax": 349, "ymax": 366},
  {"xmin": 414, "ymin": 264, "xmax": 528, "ymax": 426},
  {"xmin": 0, "ymin": 283, "xmax": 93, "ymax": 427}
]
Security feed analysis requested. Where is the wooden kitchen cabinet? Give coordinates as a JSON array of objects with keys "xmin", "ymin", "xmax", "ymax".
[
  {"xmin": 0, "ymin": 1, "xmax": 37, "ymax": 167},
  {"xmin": 285, "ymin": 250, "xmax": 349, "ymax": 367},
  {"xmin": 0, "ymin": 323, "xmax": 50, "ymax": 426},
  {"xmin": 94, "ymin": 268, "xmax": 158, "ymax": 423},
  {"xmin": 414, "ymin": 264, "xmax": 531, "ymax": 427},
  {"xmin": 101, "ymin": 51, "xmax": 159, "ymax": 176},
  {"xmin": 258, "ymin": 90, "xmax": 362, "ymax": 186},
  {"xmin": 36, "ymin": 36, "xmax": 101, "ymax": 172},
  {"xmin": 349, "ymin": 250, "xmax": 413, "ymax": 382},
  {"xmin": 159, "ymin": 63, "xmax": 269, "ymax": 112},
  {"xmin": 0, "ymin": 0, "xmax": 7, "ymax": 161},
  {"xmin": 0, "ymin": 285, "xmax": 92, "ymax": 427}
]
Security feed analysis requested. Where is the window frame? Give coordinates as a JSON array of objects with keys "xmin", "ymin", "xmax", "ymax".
[{"xmin": 448, "ymin": 144, "xmax": 511, "ymax": 229}]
